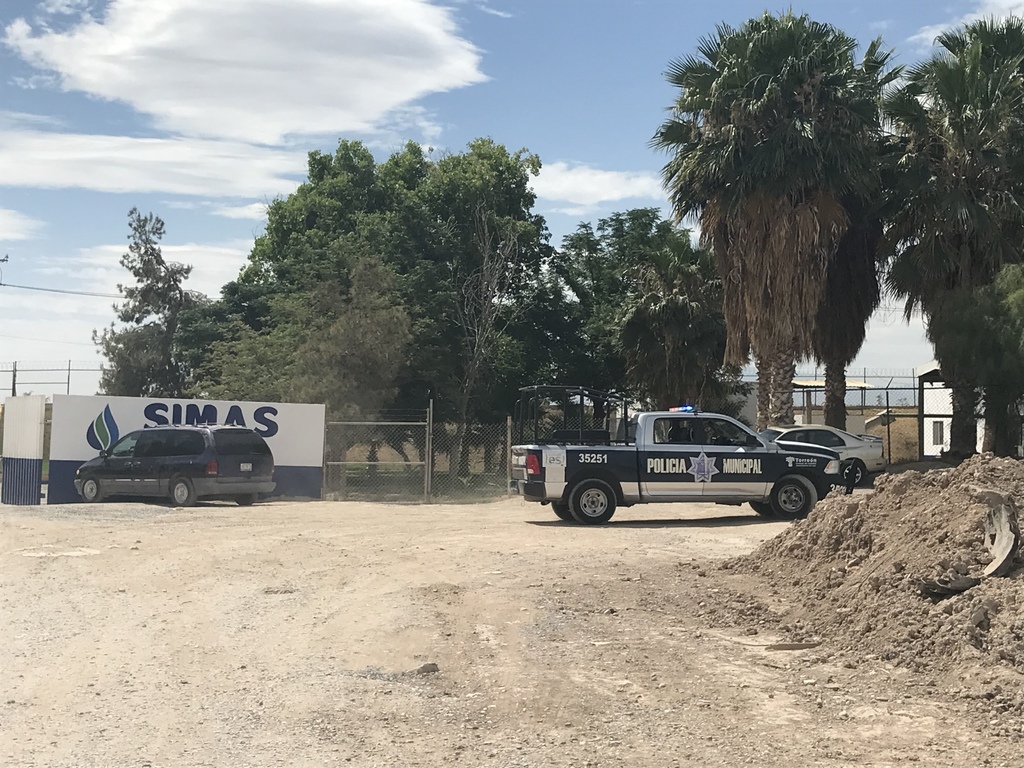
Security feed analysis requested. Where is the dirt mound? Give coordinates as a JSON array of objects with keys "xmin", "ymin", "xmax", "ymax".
[{"xmin": 732, "ymin": 455, "xmax": 1024, "ymax": 684}]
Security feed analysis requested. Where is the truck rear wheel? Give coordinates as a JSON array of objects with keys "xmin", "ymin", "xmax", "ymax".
[
  {"xmin": 769, "ymin": 475, "xmax": 817, "ymax": 519},
  {"xmin": 551, "ymin": 501, "xmax": 574, "ymax": 522},
  {"xmin": 568, "ymin": 479, "xmax": 617, "ymax": 525}
]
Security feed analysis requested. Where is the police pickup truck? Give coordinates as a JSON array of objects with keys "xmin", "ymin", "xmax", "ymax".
[{"xmin": 511, "ymin": 386, "xmax": 841, "ymax": 525}]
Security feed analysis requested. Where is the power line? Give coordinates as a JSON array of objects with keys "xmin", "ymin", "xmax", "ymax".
[
  {"xmin": 0, "ymin": 332, "xmax": 96, "ymax": 347},
  {"xmin": 0, "ymin": 281, "xmax": 124, "ymax": 299}
]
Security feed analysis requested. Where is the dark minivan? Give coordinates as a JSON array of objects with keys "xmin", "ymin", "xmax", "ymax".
[{"xmin": 74, "ymin": 425, "xmax": 276, "ymax": 506}]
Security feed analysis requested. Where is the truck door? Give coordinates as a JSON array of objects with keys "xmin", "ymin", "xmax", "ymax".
[
  {"xmin": 698, "ymin": 416, "xmax": 770, "ymax": 499},
  {"xmin": 639, "ymin": 416, "xmax": 706, "ymax": 499}
]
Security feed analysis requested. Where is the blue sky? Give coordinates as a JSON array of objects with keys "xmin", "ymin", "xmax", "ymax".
[{"xmin": 0, "ymin": 0, "xmax": 1016, "ymax": 395}]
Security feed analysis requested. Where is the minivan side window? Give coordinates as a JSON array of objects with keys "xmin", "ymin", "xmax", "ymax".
[
  {"xmin": 213, "ymin": 430, "xmax": 272, "ymax": 456},
  {"xmin": 109, "ymin": 432, "xmax": 140, "ymax": 458},
  {"xmin": 167, "ymin": 432, "xmax": 206, "ymax": 457},
  {"xmin": 134, "ymin": 431, "xmax": 168, "ymax": 458}
]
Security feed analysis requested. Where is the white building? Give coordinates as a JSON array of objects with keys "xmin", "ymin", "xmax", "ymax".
[{"xmin": 917, "ymin": 361, "xmax": 988, "ymax": 457}]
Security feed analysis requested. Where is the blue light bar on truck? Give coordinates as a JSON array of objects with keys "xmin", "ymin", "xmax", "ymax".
[{"xmin": 669, "ymin": 405, "xmax": 698, "ymax": 413}]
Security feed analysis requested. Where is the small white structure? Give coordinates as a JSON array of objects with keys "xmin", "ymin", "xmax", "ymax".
[{"xmin": 917, "ymin": 361, "xmax": 987, "ymax": 457}]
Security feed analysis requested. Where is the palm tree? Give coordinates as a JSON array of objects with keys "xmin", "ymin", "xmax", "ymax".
[
  {"xmin": 654, "ymin": 12, "xmax": 885, "ymax": 429},
  {"xmin": 812, "ymin": 42, "xmax": 900, "ymax": 429},
  {"xmin": 884, "ymin": 18, "xmax": 1024, "ymax": 459},
  {"xmin": 811, "ymin": 195, "xmax": 881, "ymax": 428},
  {"xmin": 617, "ymin": 232, "xmax": 744, "ymax": 414}
]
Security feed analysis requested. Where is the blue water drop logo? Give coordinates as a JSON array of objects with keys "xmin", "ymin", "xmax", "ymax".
[{"xmin": 86, "ymin": 405, "xmax": 120, "ymax": 452}]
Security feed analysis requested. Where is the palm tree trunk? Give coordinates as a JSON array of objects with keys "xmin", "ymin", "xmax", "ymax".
[
  {"xmin": 948, "ymin": 378, "xmax": 978, "ymax": 461},
  {"xmin": 755, "ymin": 354, "xmax": 773, "ymax": 430},
  {"xmin": 823, "ymin": 358, "xmax": 847, "ymax": 429},
  {"xmin": 768, "ymin": 348, "xmax": 796, "ymax": 427}
]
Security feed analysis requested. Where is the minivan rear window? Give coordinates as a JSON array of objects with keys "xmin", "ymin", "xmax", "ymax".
[{"xmin": 214, "ymin": 430, "xmax": 272, "ymax": 456}]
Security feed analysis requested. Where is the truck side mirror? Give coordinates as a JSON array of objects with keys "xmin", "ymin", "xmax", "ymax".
[
  {"xmin": 746, "ymin": 434, "xmax": 762, "ymax": 447},
  {"xmin": 100, "ymin": 448, "xmax": 111, "ymax": 458}
]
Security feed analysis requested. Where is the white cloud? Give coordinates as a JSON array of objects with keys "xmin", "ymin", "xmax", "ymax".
[
  {"xmin": 532, "ymin": 161, "xmax": 665, "ymax": 214},
  {"xmin": 0, "ymin": 208, "xmax": 45, "ymax": 241},
  {"xmin": 5, "ymin": 0, "xmax": 487, "ymax": 144},
  {"xmin": 38, "ymin": 0, "xmax": 93, "ymax": 16},
  {"xmin": 10, "ymin": 73, "xmax": 58, "ymax": 90},
  {"xmin": 0, "ymin": 237, "xmax": 252, "ymax": 370},
  {"xmin": 211, "ymin": 203, "xmax": 269, "ymax": 221},
  {"xmin": 478, "ymin": 4, "xmax": 512, "ymax": 18},
  {"xmin": 0, "ymin": 130, "xmax": 305, "ymax": 197},
  {"xmin": 911, "ymin": 1, "xmax": 1024, "ymax": 47},
  {"xmin": 0, "ymin": 110, "xmax": 65, "ymax": 129},
  {"xmin": 61, "ymin": 241, "xmax": 252, "ymax": 299}
]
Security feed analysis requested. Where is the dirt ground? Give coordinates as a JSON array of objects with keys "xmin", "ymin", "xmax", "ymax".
[{"xmin": 0, "ymin": 496, "xmax": 1019, "ymax": 767}]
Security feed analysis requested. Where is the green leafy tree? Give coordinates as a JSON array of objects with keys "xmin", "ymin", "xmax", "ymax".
[
  {"xmin": 553, "ymin": 208, "xmax": 691, "ymax": 394},
  {"xmin": 617, "ymin": 231, "xmax": 744, "ymax": 414},
  {"xmin": 654, "ymin": 12, "xmax": 886, "ymax": 428},
  {"xmin": 95, "ymin": 208, "xmax": 201, "ymax": 397},
  {"xmin": 194, "ymin": 255, "xmax": 410, "ymax": 418},
  {"xmin": 185, "ymin": 138, "xmax": 550, "ymax": 476}
]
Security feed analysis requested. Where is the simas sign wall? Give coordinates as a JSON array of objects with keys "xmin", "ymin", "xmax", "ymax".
[{"xmin": 48, "ymin": 395, "xmax": 326, "ymax": 504}]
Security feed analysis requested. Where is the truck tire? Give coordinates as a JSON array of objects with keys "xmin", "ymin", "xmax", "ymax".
[
  {"xmin": 749, "ymin": 500, "xmax": 773, "ymax": 517},
  {"xmin": 568, "ymin": 479, "xmax": 617, "ymax": 525},
  {"xmin": 551, "ymin": 501, "xmax": 574, "ymax": 522},
  {"xmin": 769, "ymin": 475, "xmax": 817, "ymax": 519}
]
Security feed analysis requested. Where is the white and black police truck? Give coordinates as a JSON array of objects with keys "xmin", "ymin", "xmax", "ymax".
[{"xmin": 511, "ymin": 386, "xmax": 843, "ymax": 525}]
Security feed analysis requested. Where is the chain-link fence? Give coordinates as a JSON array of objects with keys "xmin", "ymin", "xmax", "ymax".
[
  {"xmin": 429, "ymin": 421, "xmax": 511, "ymax": 501},
  {"xmin": 786, "ymin": 383, "xmax": 1022, "ymax": 464},
  {"xmin": 322, "ymin": 405, "xmax": 511, "ymax": 502}
]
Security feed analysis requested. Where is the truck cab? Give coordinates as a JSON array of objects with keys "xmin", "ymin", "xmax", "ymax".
[{"xmin": 511, "ymin": 386, "xmax": 841, "ymax": 524}]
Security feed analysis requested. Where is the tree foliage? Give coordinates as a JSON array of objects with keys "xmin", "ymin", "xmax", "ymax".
[{"xmin": 95, "ymin": 208, "xmax": 202, "ymax": 397}]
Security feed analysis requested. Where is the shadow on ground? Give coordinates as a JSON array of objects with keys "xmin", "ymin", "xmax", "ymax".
[{"xmin": 526, "ymin": 514, "xmax": 775, "ymax": 529}]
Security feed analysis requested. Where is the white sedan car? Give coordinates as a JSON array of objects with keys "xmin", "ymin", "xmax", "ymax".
[{"xmin": 760, "ymin": 425, "xmax": 885, "ymax": 486}]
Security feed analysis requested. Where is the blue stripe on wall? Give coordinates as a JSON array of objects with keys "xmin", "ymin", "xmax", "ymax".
[
  {"xmin": 46, "ymin": 460, "xmax": 322, "ymax": 504},
  {"xmin": 1, "ymin": 457, "xmax": 43, "ymax": 505}
]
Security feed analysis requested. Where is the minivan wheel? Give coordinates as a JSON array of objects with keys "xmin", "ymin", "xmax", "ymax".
[
  {"xmin": 170, "ymin": 477, "xmax": 197, "ymax": 507},
  {"xmin": 80, "ymin": 476, "xmax": 103, "ymax": 503},
  {"xmin": 235, "ymin": 494, "xmax": 257, "ymax": 507}
]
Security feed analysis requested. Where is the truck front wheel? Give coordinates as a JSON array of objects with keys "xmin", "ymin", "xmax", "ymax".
[
  {"xmin": 769, "ymin": 475, "xmax": 817, "ymax": 519},
  {"xmin": 568, "ymin": 479, "xmax": 617, "ymax": 525}
]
